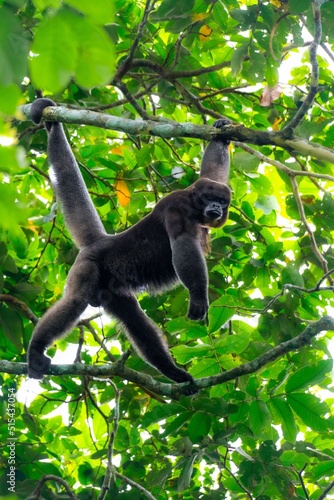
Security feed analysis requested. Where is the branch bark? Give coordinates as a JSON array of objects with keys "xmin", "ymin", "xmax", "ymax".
[
  {"xmin": 2, "ymin": 316, "xmax": 333, "ymax": 398},
  {"xmin": 20, "ymin": 104, "xmax": 334, "ymax": 163},
  {"xmin": 26, "ymin": 475, "xmax": 79, "ymax": 500},
  {"xmin": 282, "ymin": 0, "xmax": 322, "ymax": 134},
  {"xmin": 0, "ymin": 294, "xmax": 38, "ymax": 324}
]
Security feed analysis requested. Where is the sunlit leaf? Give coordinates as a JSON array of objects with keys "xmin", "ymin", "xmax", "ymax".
[
  {"xmin": 199, "ymin": 25, "xmax": 212, "ymax": 42},
  {"xmin": 285, "ymin": 360, "xmax": 333, "ymax": 393},
  {"xmin": 287, "ymin": 393, "xmax": 332, "ymax": 432},
  {"xmin": 115, "ymin": 179, "xmax": 131, "ymax": 207}
]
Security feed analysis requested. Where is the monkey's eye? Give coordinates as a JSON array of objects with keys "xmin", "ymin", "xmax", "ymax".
[{"xmin": 205, "ymin": 196, "xmax": 228, "ymax": 208}]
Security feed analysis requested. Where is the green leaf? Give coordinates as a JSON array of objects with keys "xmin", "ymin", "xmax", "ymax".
[
  {"xmin": 280, "ymin": 450, "xmax": 310, "ymax": 469},
  {"xmin": 151, "ymin": 0, "xmax": 195, "ymax": 21},
  {"xmin": 187, "ymin": 412, "xmax": 211, "ymax": 443},
  {"xmin": 123, "ymin": 461, "xmax": 146, "ymax": 480},
  {"xmin": 231, "ymin": 43, "xmax": 248, "ymax": 77},
  {"xmin": 232, "ymin": 152, "xmax": 260, "ymax": 171},
  {"xmin": 265, "ymin": 59, "xmax": 279, "ymax": 87},
  {"xmin": 30, "ymin": 11, "xmax": 115, "ymax": 92},
  {"xmin": 312, "ymin": 460, "xmax": 334, "ymax": 481},
  {"xmin": 281, "ymin": 264, "xmax": 304, "ymax": 287},
  {"xmin": 172, "ymin": 344, "xmax": 212, "ymax": 364},
  {"xmin": 285, "ymin": 360, "xmax": 333, "ymax": 393},
  {"xmin": 0, "ymin": 84, "xmax": 21, "ymax": 115},
  {"xmin": 0, "ymin": 184, "xmax": 25, "ymax": 229},
  {"xmin": 230, "ymin": 8, "xmax": 257, "ymax": 26},
  {"xmin": 249, "ymin": 400, "xmax": 271, "ymax": 437},
  {"xmin": 177, "ymin": 453, "xmax": 197, "ymax": 492},
  {"xmin": 215, "ymin": 330, "xmax": 249, "ymax": 355},
  {"xmin": 243, "ymin": 49, "xmax": 266, "ymax": 83},
  {"xmin": 287, "ymin": 393, "xmax": 332, "ymax": 432},
  {"xmin": 0, "ymin": 7, "xmax": 29, "ymax": 85},
  {"xmin": 0, "ymin": 306, "xmax": 23, "ymax": 352},
  {"xmin": 245, "ymin": 377, "xmax": 259, "ymax": 398},
  {"xmin": 288, "ymin": 0, "xmax": 310, "ymax": 14},
  {"xmin": 78, "ymin": 462, "xmax": 95, "ymax": 485},
  {"xmin": 114, "ymin": 424, "xmax": 130, "ymax": 451},
  {"xmin": 162, "ymin": 411, "xmax": 194, "ymax": 437},
  {"xmin": 268, "ymin": 397, "xmax": 297, "ymax": 442},
  {"xmin": 69, "ymin": 15, "xmax": 116, "ymax": 88},
  {"xmin": 248, "ymin": 174, "xmax": 273, "ymax": 196},
  {"xmin": 65, "ymin": 0, "xmax": 115, "ymax": 24},
  {"xmin": 212, "ymin": 2, "xmax": 228, "ymax": 28},
  {"xmin": 208, "ymin": 296, "xmax": 235, "ymax": 333},
  {"xmin": 8, "ymin": 227, "xmax": 27, "ymax": 259},
  {"xmin": 255, "ymin": 195, "xmax": 280, "ymax": 215},
  {"xmin": 30, "ymin": 14, "xmax": 78, "ymax": 92},
  {"xmin": 189, "ymin": 358, "xmax": 221, "ymax": 378}
]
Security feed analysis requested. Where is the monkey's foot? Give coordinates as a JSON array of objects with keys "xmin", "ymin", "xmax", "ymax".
[
  {"xmin": 187, "ymin": 299, "xmax": 209, "ymax": 322},
  {"xmin": 27, "ymin": 347, "xmax": 51, "ymax": 379}
]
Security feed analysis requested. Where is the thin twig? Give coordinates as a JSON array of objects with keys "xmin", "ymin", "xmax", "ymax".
[
  {"xmin": 113, "ymin": 470, "xmax": 157, "ymax": 500},
  {"xmin": 98, "ymin": 381, "xmax": 121, "ymax": 500},
  {"xmin": 0, "ymin": 294, "xmax": 38, "ymax": 324},
  {"xmin": 223, "ymin": 463, "xmax": 253, "ymax": 499},
  {"xmin": 26, "ymin": 475, "xmax": 79, "ymax": 500},
  {"xmin": 297, "ymin": 464, "xmax": 310, "ymax": 500},
  {"xmin": 282, "ymin": 1, "xmax": 322, "ymax": 134},
  {"xmin": 114, "ymin": 0, "xmax": 158, "ymax": 80},
  {"xmin": 318, "ymin": 481, "xmax": 334, "ymax": 500},
  {"xmin": 234, "ymin": 141, "xmax": 334, "ymax": 183},
  {"xmin": 290, "ymin": 175, "xmax": 331, "ymax": 279}
]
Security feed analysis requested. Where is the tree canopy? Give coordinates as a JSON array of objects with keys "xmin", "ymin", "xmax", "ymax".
[{"xmin": 0, "ymin": 0, "xmax": 334, "ymax": 499}]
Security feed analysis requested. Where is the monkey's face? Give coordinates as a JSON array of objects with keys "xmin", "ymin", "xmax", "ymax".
[{"xmin": 191, "ymin": 179, "xmax": 231, "ymax": 228}]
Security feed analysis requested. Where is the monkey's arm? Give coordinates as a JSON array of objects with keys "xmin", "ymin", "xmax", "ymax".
[
  {"xmin": 200, "ymin": 119, "xmax": 230, "ymax": 184},
  {"xmin": 165, "ymin": 210, "xmax": 209, "ymax": 321},
  {"xmin": 30, "ymin": 98, "xmax": 106, "ymax": 249}
]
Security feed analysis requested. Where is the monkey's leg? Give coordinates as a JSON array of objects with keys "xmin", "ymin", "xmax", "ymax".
[
  {"xmin": 106, "ymin": 294, "xmax": 194, "ymax": 384},
  {"xmin": 27, "ymin": 260, "xmax": 99, "ymax": 379}
]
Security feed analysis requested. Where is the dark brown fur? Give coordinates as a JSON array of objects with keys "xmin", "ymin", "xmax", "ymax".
[{"xmin": 27, "ymin": 99, "xmax": 231, "ymax": 387}]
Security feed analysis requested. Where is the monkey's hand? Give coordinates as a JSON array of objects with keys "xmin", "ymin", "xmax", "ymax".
[
  {"xmin": 27, "ymin": 344, "xmax": 52, "ymax": 379},
  {"xmin": 213, "ymin": 118, "xmax": 232, "ymax": 128},
  {"xmin": 30, "ymin": 98, "xmax": 56, "ymax": 125},
  {"xmin": 187, "ymin": 298, "xmax": 209, "ymax": 322}
]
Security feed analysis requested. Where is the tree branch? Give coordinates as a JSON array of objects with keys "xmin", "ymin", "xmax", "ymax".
[
  {"xmin": 235, "ymin": 141, "xmax": 334, "ymax": 182},
  {"xmin": 26, "ymin": 474, "xmax": 79, "ymax": 500},
  {"xmin": 113, "ymin": 469, "xmax": 157, "ymax": 500},
  {"xmin": 19, "ymin": 104, "xmax": 334, "ymax": 163},
  {"xmin": 2, "ymin": 316, "xmax": 333, "ymax": 398},
  {"xmin": 204, "ymin": 315, "xmax": 334, "ymax": 388},
  {"xmin": 0, "ymin": 294, "xmax": 38, "ymax": 324},
  {"xmin": 290, "ymin": 175, "xmax": 331, "ymax": 279},
  {"xmin": 282, "ymin": 1, "xmax": 322, "ymax": 134},
  {"xmin": 114, "ymin": 0, "xmax": 158, "ymax": 81},
  {"xmin": 318, "ymin": 481, "xmax": 334, "ymax": 500}
]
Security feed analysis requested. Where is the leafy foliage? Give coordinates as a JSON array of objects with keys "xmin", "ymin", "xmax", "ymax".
[{"xmin": 0, "ymin": 0, "xmax": 334, "ymax": 499}]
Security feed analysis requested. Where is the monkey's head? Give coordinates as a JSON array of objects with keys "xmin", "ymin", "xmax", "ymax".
[{"xmin": 190, "ymin": 178, "xmax": 231, "ymax": 228}]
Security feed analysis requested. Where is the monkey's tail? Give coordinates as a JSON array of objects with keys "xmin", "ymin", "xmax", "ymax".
[{"xmin": 47, "ymin": 120, "xmax": 107, "ymax": 248}]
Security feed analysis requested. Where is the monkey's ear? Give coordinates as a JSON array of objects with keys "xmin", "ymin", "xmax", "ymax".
[{"xmin": 30, "ymin": 98, "xmax": 56, "ymax": 125}]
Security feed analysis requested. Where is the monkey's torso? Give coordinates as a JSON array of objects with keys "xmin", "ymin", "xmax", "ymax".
[{"xmin": 76, "ymin": 189, "xmax": 209, "ymax": 306}]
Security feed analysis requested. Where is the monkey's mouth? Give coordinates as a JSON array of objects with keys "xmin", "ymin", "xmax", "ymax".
[{"xmin": 206, "ymin": 208, "xmax": 222, "ymax": 219}]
